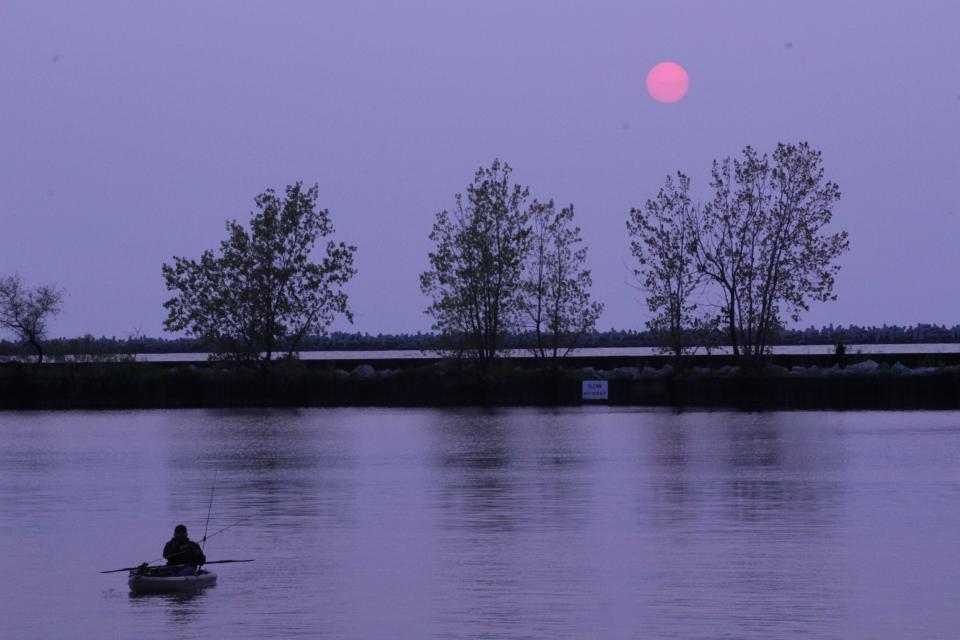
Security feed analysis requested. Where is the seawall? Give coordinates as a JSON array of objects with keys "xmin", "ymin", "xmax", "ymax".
[{"xmin": 1, "ymin": 357, "xmax": 959, "ymax": 410}]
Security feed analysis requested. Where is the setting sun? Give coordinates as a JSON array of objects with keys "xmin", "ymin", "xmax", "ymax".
[{"xmin": 646, "ymin": 61, "xmax": 689, "ymax": 103}]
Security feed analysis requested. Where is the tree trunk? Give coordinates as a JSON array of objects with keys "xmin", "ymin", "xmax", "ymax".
[{"xmin": 725, "ymin": 296, "xmax": 739, "ymax": 360}]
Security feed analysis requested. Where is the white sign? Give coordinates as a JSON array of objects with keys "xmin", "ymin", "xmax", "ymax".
[{"xmin": 582, "ymin": 380, "xmax": 608, "ymax": 401}]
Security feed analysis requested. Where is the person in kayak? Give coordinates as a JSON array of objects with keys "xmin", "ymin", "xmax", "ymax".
[{"xmin": 163, "ymin": 524, "xmax": 207, "ymax": 575}]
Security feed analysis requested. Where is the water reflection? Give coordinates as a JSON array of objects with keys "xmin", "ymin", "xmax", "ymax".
[
  {"xmin": 648, "ymin": 412, "xmax": 695, "ymax": 526},
  {"xmin": 3, "ymin": 408, "xmax": 960, "ymax": 639},
  {"xmin": 161, "ymin": 409, "xmax": 355, "ymax": 528},
  {"xmin": 129, "ymin": 588, "xmax": 210, "ymax": 627},
  {"xmin": 720, "ymin": 414, "xmax": 845, "ymax": 528},
  {"xmin": 641, "ymin": 412, "xmax": 848, "ymax": 637},
  {"xmin": 430, "ymin": 409, "xmax": 593, "ymax": 534},
  {"xmin": 432, "ymin": 410, "xmax": 518, "ymax": 533},
  {"xmin": 523, "ymin": 413, "xmax": 592, "ymax": 530},
  {"xmin": 427, "ymin": 409, "xmax": 595, "ymax": 638}
]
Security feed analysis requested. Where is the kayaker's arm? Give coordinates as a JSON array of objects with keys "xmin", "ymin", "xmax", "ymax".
[{"xmin": 162, "ymin": 539, "xmax": 178, "ymax": 562}]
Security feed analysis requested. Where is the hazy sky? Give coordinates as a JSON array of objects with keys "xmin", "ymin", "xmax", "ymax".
[{"xmin": 2, "ymin": 1, "xmax": 959, "ymax": 338}]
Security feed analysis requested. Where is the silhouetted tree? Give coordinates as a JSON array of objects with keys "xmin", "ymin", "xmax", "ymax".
[
  {"xmin": 523, "ymin": 201, "xmax": 603, "ymax": 358},
  {"xmin": 0, "ymin": 274, "xmax": 63, "ymax": 364},
  {"xmin": 694, "ymin": 143, "xmax": 848, "ymax": 360},
  {"xmin": 420, "ymin": 160, "xmax": 532, "ymax": 366},
  {"xmin": 627, "ymin": 172, "xmax": 700, "ymax": 362},
  {"xmin": 162, "ymin": 182, "xmax": 356, "ymax": 361}
]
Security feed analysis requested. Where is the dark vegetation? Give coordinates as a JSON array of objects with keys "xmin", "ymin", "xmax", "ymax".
[{"xmin": 2, "ymin": 356, "xmax": 959, "ymax": 410}]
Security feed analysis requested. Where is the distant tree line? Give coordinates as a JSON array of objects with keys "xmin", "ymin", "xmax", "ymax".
[{"xmin": 4, "ymin": 324, "xmax": 960, "ymax": 359}]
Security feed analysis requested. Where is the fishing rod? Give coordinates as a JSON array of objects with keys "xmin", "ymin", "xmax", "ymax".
[
  {"xmin": 101, "ymin": 474, "xmax": 256, "ymax": 575},
  {"xmin": 100, "ymin": 559, "xmax": 254, "ymax": 574},
  {"xmin": 201, "ymin": 470, "xmax": 217, "ymax": 552},
  {"xmin": 203, "ymin": 517, "xmax": 250, "ymax": 543},
  {"xmin": 131, "ymin": 516, "xmax": 252, "ymax": 568}
]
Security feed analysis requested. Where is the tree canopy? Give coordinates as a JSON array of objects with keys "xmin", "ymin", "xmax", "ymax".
[
  {"xmin": 162, "ymin": 182, "xmax": 356, "ymax": 361},
  {"xmin": 420, "ymin": 160, "xmax": 531, "ymax": 364},
  {"xmin": 695, "ymin": 142, "xmax": 848, "ymax": 359},
  {"xmin": 0, "ymin": 274, "xmax": 63, "ymax": 364},
  {"xmin": 523, "ymin": 201, "xmax": 603, "ymax": 358},
  {"xmin": 627, "ymin": 172, "xmax": 701, "ymax": 361},
  {"xmin": 421, "ymin": 160, "xmax": 603, "ymax": 365},
  {"xmin": 630, "ymin": 142, "xmax": 849, "ymax": 362}
]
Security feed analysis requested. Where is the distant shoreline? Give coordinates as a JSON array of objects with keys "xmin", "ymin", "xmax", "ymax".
[{"xmin": 2, "ymin": 343, "xmax": 960, "ymax": 365}]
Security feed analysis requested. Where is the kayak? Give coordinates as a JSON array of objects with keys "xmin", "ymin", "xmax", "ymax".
[{"xmin": 128, "ymin": 568, "xmax": 217, "ymax": 594}]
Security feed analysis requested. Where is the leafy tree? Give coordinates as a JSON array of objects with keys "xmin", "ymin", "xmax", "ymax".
[
  {"xmin": 694, "ymin": 142, "xmax": 848, "ymax": 360},
  {"xmin": 162, "ymin": 182, "xmax": 356, "ymax": 361},
  {"xmin": 420, "ymin": 160, "xmax": 532, "ymax": 366},
  {"xmin": 522, "ymin": 201, "xmax": 603, "ymax": 358},
  {"xmin": 627, "ymin": 172, "xmax": 701, "ymax": 362},
  {"xmin": 0, "ymin": 274, "xmax": 63, "ymax": 364}
]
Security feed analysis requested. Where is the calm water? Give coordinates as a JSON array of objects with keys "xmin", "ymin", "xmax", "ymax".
[{"xmin": 1, "ymin": 408, "xmax": 959, "ymax": 639}]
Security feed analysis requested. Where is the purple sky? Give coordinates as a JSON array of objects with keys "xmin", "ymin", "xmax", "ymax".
[{"xmin": 2, "ymin": 1, "xmax": 958, "ymax": 338}]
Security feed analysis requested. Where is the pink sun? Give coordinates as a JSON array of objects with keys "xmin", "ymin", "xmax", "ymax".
[{"xmin": 646, "ymin": 61, "xmax": 689, "ymax": 104}]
